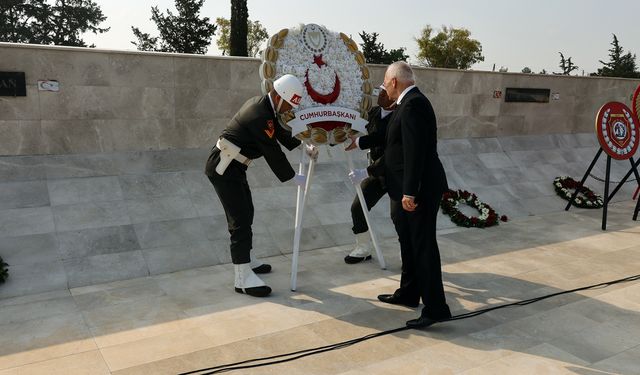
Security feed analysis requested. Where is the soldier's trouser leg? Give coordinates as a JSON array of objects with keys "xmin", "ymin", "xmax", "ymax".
[
  {"xmin": 350, "ymin": 176, "xmax": 387, "ymax": 234},
  {"xmin": 208, "ymin": 176, "xmax": 254, "ymax": 264}
]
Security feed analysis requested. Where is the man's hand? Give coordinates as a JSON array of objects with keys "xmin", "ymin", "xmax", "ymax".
[
  {"xmin": 402, "ymin": 195, "xmax": 418, "ymax": 212},
  {"xmin": 348, "ymin": 169, "xmax": 368, "ymax": 185},
  {"xmin": 304, "ymin": 144, "xmax": 319, "ymax": 161},
  {"xmin": 344, "ymin": 134, "xmax": 358, "ymax": 151},
  {"xmin": 293, "ymin": 173, "xmax": 306, "ymax": 187}
]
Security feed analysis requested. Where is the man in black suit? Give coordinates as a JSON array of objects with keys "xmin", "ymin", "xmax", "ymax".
[
  {"xmin": 343, "ymin": 86, "xmax": 395, "ymax": 264},
  {"xmin": 350, "ymin": 62, "xmax": 451, "ymax": 328}
]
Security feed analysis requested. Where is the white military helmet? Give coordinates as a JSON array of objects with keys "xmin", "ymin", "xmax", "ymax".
[{"xmin": 273, "ymin": 74, "xmax": 304, "ymax": 108}]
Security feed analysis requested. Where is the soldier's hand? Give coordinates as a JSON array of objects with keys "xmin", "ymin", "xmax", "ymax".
[
  {"xmin": 344, "ymin": 134, "xmax": 358, "ymax": 151},
  {"xmin": 304, "ymin": 144, "xmax": 319, "ymax": 161}
]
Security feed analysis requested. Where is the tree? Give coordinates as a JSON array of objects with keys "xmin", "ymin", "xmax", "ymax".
[
  {"xmin": 593, "ymin": 34, "xmax": 640, "ymax": 78},
  {"xmin": 521, "ymin": 67, "xmax": 532, "ymax": 74},
  {"xmin": 0, "ymin": 0, "xmax": 108, "ymax": 47},
  {"xmin": 131, "ymin": 0, "xmax": 217, "ymax": 54},
  {"xmin": 229, "ymin": 0, "xmax": 248, "ymax": 56},
  {"xmin": 415, "ymin": 25, "xmax": 484, "ymax": 69},
  {"xmin": 215, "ymin": 17, "xmax": 267, "ymax": 57},
  {"xmin": 358, "ymin": 31, "xmax": 408, "ymax": 64},
  {"xmin": 557, "ymin": 52, "xmax": 578, "ymax": 75}
]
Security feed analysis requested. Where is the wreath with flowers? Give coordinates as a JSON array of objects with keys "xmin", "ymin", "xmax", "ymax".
[
  {"xmin": 441, "ymin": 189, "xmax": 508, "ymax": 228},
  {"xmin": 259, "ymin": 24, "xmax": 372, "ymax": 145},
  {"xmin": 553, "ymin": 176, "xmax": 603, "ymax": 208}
]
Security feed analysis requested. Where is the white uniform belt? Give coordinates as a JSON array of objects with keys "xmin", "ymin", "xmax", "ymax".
[{"xmin": 216, "ymin": 138, "xmax": 252, "ymax": 166}]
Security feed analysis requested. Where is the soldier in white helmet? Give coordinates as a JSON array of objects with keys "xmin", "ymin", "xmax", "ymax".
[{"xmin": 205, "ymin": 74, "xmax": 318, "ymax": 297}]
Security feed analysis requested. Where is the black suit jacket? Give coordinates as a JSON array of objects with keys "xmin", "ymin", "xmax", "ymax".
[
  {"xmin": 369, "ymin": 87, "xmax": 447, "ymax": 201},
  {"xmin": 358, "ymin": 106, "xmax": 391, "ymax": 163},
  {"xmin": 205, "ymin": 95, "xmax": 301, "ymax": 181}
]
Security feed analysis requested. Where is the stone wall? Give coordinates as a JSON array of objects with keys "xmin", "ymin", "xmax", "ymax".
[
  {"xmin": 1, "ymin": 42, "xmax": 639, "ymax": 156},
  {"xmin": 1, "ymin": 43, "xmax": 640, "ymax": 297}
]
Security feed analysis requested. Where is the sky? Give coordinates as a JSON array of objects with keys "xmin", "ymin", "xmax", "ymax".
[{"xmin": 83, "ymin": 0, "xmax": 640, "ymax": 75}]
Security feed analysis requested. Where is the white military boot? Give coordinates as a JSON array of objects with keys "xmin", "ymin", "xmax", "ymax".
[
  {"xmin": 234, "ymin": 263, "xmax": 272, "ymax": 297},
  {"xmin": 250, "ymin": 252, "xmax": 272, "ymax": 274},
  {"xmin": 344, "ymin": 232, "xmax": 373, "ymax": 264}
]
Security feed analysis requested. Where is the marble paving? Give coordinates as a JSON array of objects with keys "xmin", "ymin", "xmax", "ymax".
[{"xmin": 0, "ymin": 200, "xmax": 639, "ymax": 374}]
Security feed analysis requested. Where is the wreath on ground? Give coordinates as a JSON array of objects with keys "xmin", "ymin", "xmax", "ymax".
[
  {"xmin": 441, "ymin": 189, "xmax": 508, "ymax": 228},
  {"xmin": 0, "ymin": 256, "xmax": 8, "ymax": 283},
  {"xmin": 553, "ymin": 176, "xmax": 603, "ymax": 209}
]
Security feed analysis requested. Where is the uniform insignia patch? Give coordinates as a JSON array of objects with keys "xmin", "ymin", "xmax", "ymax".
[{"xmin": 265, "ymin": 120, "xmax": 275, "ymax": 138}]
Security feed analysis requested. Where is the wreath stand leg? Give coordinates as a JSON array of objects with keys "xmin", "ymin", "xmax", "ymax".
[
  {"xmin": 290, "ymin": 146, "xmax": 315, "ymax": 291},
  {"xmin": 565, "ymin": 148, "xmax": 603, "ymax": 211},
  {"xmin": 602, "ymin": 155, "xmax": 612, "ymax": 230},
  {"xmin": 634, "ymin": 190, "xmax": 640, "ymax": 221},
  {"xmin": 605, "ymin": 157, "xmax": 640, "ymax": 201},
  {"xmin": 345, "ymin": 149, "xmax": 386, "ymax": 270}
]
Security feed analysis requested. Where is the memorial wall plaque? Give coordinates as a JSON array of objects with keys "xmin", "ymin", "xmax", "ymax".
[
  {"xmin": 0, "ymin": 72, "xmax": 27, "ymax": 96},
  {"xmin": 504, "ymin": 88, "xmax": 550, "ymax": 103}
]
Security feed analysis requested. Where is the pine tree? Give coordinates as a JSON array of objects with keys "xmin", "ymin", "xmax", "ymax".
[
  {"xmin": 557, "ymin": 52, "xmax": 578, "ymax": 75},
  {"xmin": 358, "ymin": 31, "xmax": 408, "ymax": 64},
  {"xmin": 0, "ymin": 0, "xmax": 108, "ymax": 47},
  {"xmin": 216, "ymin": 17, "xmax": 267, "ymax": 57},
  {"xmin": 229, "ymin": 0, "xmax": 248, "ymax": 56},
  {"xmin": 131, "ymin": 0, "xmax": 217, "ymax": 54},
  {"xmin": 594, "ymin": 34, "xmax": 640, "ymax": 78}
]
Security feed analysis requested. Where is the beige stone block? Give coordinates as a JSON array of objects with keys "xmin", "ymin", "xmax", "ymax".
[
  {"xmin": 228, "ymin": 59, "xmax": 262, "ymax": 92},
  {"xmin": 207, "ymin": 58, "xmax": 232, "ymax": 89},
  {"xmin": 108, "ymin": 54, "xmax": 174, "ymax": 88},
  {"xmin": 0, "ymin": 313, "xmax": 96, "ymax": 370},
  {"xmin": 38, "ymin": 86, "xmax": 174, "ymax": 121},
  {"xmin": 0, "ymin": 48, "xmax": 111, "ymax": 87},
  {"xmin": 174, "ymin": 56, "xmax": 209, "ymax": 88},
  {"xmin": 0, "ymin": 121, "xmax": 42, "ymax": 155},
  {"xmin": 439, "ymin": 116, "xmax": 499, "ymax": 139},
  {"xmin": 495, "ymin": 115, "xmax": 526, "ymax": 136},
  {"xmin": 430, "ymin": 94, "xmax": 473, "ymax": 117},
  {"xmin": 471, "ymin": 94, "xmax": 501, "ymax": 117},
  {"xmin": 167, "ymin": 118, "xmax": 219, "ymax": 149},
  {"xmin": 0, "ymin": 350, "xmax": 110, "ymax": 375},
  {"xmin": 471, "ymin": 72, "xmax": 504, "ymax": 94},
  {"xmin": 523, "ymin": 114, "xmax": 575, "ymax": 135},
  {"xmin": 99, "ymin": 328, "xmax": 216, "ymax": 371},
  {"xmin": 367, "ymin": 64, "xmax": 387, "ymax": 87},
  {"xmin": 41, "ymin": 120, "xmax": 103, "ymax": 154},
  {"xmin": 0, "ymin": 85, "xmax": 40, "ymax": 120},
  {"xmin": 95, "ymin": 119, "xmax": 165, "ymax": 152}
]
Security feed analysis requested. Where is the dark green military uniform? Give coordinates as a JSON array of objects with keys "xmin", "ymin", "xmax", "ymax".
[
  {"xmin": 205, "ymin": 95, "xmax": 301, "ymax": 264},
  {"xmin": 350, "ymin": 106, "xmax": 392, "ymax": 234}
]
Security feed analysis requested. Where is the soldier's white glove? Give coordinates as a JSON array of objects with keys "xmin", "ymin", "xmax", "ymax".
[
  {"xmin": 304, "ymin": 144, "xmax": 319, "ymax": 161},
  {"xmin": 348, "ymin": 169, "xmax": 368, "ymax": 185},
  {"xmin": 293, "ymin": 173, "xmax": 307, "ymax": 187}
]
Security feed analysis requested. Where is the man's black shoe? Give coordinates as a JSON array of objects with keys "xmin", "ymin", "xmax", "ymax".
[
  {"xmin": 377, "ymin": 294, "xmax": 419, "ymax": 308},
  {"xmin": 252, "ymin": 263, "xmax": 272, "ymax": 274},
  {"xmin": 344, "ymin": 255, "xmax": 372, "ymax": 264},
  {"xmin": 406, "ymin": 312, "xmax": 451, "ymax": 329}
]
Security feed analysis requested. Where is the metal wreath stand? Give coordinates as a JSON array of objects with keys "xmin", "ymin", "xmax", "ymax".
[{"xmin": 290, "ymin": 144, "xmax": 386, "ymax": 291}]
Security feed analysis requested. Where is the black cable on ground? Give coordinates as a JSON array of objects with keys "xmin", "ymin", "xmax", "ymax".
[
  {"xmin": 179, "ymin": 273, "xmax": 640, "ymax": 375},
  {"xmin": 589, "ymin": 173, "xmax": 637, "ymax": 184}
]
